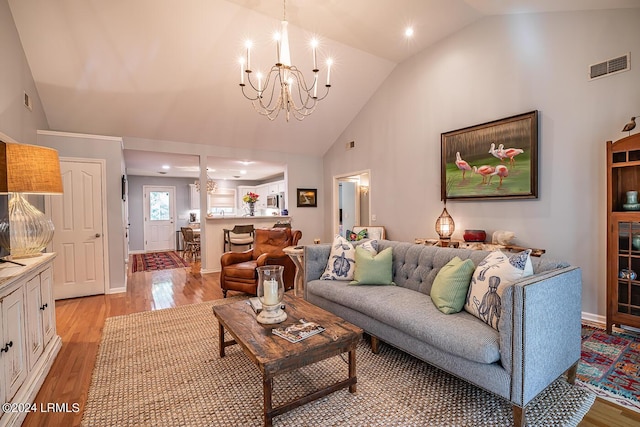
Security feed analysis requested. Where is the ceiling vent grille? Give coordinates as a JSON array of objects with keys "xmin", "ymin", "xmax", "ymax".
[{"xmin": 589, "ymin": 53, "xmax": 630, "ymax": 80}]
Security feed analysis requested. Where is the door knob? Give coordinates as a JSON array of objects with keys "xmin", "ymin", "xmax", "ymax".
[{"xmin": 95, "ymin": 233, "xmax": 101, "ymax": 238}]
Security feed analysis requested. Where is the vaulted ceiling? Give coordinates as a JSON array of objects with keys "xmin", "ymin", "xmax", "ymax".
[{"xmin": 8, "ymin": 0, "xmax": 639, "ymax": 176}]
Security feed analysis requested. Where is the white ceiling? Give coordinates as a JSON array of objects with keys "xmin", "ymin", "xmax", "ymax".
[{"xmin": 8, "ymin": 0, "xmax": 640, "ymax": 179}]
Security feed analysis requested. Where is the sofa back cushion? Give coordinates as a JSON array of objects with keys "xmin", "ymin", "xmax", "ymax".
[{"xmin": 376, "ymin": 241, "xmax": 569, "ymax": 296}]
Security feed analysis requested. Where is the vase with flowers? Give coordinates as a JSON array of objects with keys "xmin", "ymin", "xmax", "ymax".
[{"xmin": 243, "ymin": 192, "xmax": 259, "ymax": 216}]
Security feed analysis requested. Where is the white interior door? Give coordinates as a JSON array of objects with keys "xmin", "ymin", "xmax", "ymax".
[
  {"xmin": 51, "ymin": 160, "xmax": 106, "ymax": 299},
  {"xmin": 143, "ymin": 186, "xmax": 176, "ymax": 252}
]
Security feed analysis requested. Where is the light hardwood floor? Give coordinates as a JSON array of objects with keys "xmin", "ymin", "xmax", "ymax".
[{"xmin": 21, "ymin": 258, "xmax": 640, "ymax": 426}]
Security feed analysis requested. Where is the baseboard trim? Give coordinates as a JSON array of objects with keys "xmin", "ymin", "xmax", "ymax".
[
  {"xmin": 200, "ymin": 268, "xmax": 220, "ymax": 275},
  {"xmin": 129, "ymin": 250, "xmax": 145, "ymax": 254},
  {"xmin": 581, "ymin": 312, "xmax": 605, "ymax": 326},
  {"xmin": 108, "ymin": 287, "xmax": 127, "ymax": 294}
]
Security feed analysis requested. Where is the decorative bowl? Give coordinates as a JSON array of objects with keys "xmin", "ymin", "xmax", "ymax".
[{"xmin": 463, "ymin": 229, "xmax": 486, "ymax": 242}]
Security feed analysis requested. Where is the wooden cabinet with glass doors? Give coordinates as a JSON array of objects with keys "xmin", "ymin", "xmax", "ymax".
[{"xmin": 607, "ymin": 133, "xmax": 640, "ymax": 333}]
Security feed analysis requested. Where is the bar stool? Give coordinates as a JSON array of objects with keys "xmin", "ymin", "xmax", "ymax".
[
  {"xmin": 180, "ymin": 227, "xmax": 201, "ymax": 260},
  {"xmin": 223, "ymin": 224, "xmax": 255, "ymax": 252}
]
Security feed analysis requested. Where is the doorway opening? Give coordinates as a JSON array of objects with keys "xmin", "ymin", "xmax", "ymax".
[{"xmin": 332, "ymin": 170, "xmax": 371, "ymax": 238}]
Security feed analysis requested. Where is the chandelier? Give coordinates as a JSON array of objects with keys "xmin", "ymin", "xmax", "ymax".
[
  {"xmin": 194, "ymin": 171, "xmax": 217, "ymax": 194},
  {"xmin": 239, "ymin": 0, "xmax": 332, "ymax": 121}
]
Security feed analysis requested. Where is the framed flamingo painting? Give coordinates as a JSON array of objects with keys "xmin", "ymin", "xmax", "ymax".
[{"xmin": 441, "ymin": 110, "xmax": 538, "ymax": 201}]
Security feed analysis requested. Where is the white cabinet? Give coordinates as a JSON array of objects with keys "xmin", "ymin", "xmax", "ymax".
[
  {"xmin": 0, "ymin": 256, "xmax": 60, "ymax": 427},
  {"xmin": 1, "ymin": 287, "xmax": 27, "ymax": 402},
  {"xmin": 40, "ymin": 268, "xmax": 55, "ymax": 346},
  {"xmin": 237, "ymin": 180, "xmax": 286, "ymax": 211},
  {"xmin": 25, "ymin": 275, "xmax": 43, "ymax": 370},
  {"xmin": 189, "ymin": 184, "xmax": 200, "ymax": 210},
  {"xmin": 256, "ymin": 184, "xmax": 268, "ymax": 208}
]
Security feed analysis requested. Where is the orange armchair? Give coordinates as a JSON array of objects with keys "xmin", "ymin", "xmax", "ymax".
[{"xmin": 220, "ymin": 227, "xmax": 302, "ymax": 297}]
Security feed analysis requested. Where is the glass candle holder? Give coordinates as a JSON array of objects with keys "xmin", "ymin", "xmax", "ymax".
[{"xmin": 256, "ymin": 265, "xmax": 287, "ymax": 324}]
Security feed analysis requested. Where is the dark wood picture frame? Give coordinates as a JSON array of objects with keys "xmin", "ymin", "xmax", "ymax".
[
  {"xmin": 441, "ymin": 110, "xmax": 538, "ymax": 201},
  {"xmin": 296, "ymin": 188, "xmax": 317, "ymax": 207}
]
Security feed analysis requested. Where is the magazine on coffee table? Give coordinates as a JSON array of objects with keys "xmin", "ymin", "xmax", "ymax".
[{"xmin": 272, "ymin": 320, "xmax": 325, "ymax": 343}]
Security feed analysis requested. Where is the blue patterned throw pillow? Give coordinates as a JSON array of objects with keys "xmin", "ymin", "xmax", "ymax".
[
  {"xmin": 321, "ymin": 235, "xmax": 356, "ymax": 280},
  {"xmin": 463, "ymin": 250, "xmax": 533, "ymax": 330}
]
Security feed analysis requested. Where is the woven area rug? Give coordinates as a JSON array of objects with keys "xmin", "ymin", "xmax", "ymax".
[
  {"xmin": 131, "ymin": 251, "xmax": 189, "ymax": 273},
  {"xmin": 82, "ymin": 300, "xmax": 594, "ymax": 427},
  {"xmin": 577, "ymin": 324, "xmax": 640, "ymax": 413}
]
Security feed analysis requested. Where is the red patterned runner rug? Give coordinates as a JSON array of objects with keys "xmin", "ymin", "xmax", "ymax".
[
  {"xmin": 131, "ymin": 251, "xmax": 189, "ymax": 273},
  {"xmin": 578, "ymin": 324, "xmax": 640, "ymax": 412}
]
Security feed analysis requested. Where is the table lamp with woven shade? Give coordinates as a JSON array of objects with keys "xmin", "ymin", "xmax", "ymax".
[{"xmin": 0, "ymin": 141, "xmax": 63, "ymax": 258}]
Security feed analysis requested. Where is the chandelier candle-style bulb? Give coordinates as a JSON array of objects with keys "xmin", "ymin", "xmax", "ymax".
[
  {"xmin": 326, "ymin": 59, "xmax": 333, "ymax": 86},
  {"xmin": 274, "ymin": 32, "xmax": 281, "ymax": 64},
  {"xmin": 245, "ymin": 40, "xmax": 252, "ymax": 71},
  {"xmin": 279, "ymin": 21, "xmax": 291, "ymax": 66},
  {"xmin": 311, "ymin": 38, "xmax": 319, "ymax": 71},
  {"xmin": 313, "ymin": 74, "xmax": 318, "ymax": 98},
  {"xmin": 239, "ymin": 58, "xmax": 245, "ymax": 85}
]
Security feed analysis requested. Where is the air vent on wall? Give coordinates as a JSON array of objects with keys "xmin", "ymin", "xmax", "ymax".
[
  {"xmin": 23, "ymin": 92, "xmax": 32, "ymax": 111},
  {"xmin": 345, "ymin": 141, "xmax": 355, "ymax": 150},
  {"xmin": 589, "ymin": 53, "xmax": 630, "ymax": 80}
]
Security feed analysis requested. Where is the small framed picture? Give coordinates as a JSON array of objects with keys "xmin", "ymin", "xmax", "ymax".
[{"xmin": 296, "ymin": 188, "xmax": 317, "ymax": 207}]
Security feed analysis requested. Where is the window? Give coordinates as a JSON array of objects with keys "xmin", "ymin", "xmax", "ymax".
[
  {"xmin": 208, "ymin": 189, "xmax": 236, "ymax": 215},
  {"xmin": 149, "ymin": 191, "xmax": 170, "ymax": 221}
]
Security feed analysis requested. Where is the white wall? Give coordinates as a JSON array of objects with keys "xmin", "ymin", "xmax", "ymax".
[
  {"xmin": 0, "ymin": 0, "xmax": 48, "ymax": 144},
  {"xmin": 323, "ymin": 9, "xmax": 640, "ymax": 318}
]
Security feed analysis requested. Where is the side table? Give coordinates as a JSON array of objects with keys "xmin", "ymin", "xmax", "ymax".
[
  {"xmin": 283, "ymin": 245, "xmax": 304, "ymax": 297},
  {"xmin": 414, "ymin": 238, "xmax": 546, "ymax": 257}
]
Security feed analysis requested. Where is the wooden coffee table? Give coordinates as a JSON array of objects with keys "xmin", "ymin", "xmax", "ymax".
[{"xmin": 213, "ymin": 294, "xmax": 362, "ymax": 427}]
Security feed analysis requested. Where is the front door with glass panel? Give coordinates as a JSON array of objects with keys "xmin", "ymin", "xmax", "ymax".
[{"xmin": 143, "ymin": 186, "xmax": 176, "ymax": 252}]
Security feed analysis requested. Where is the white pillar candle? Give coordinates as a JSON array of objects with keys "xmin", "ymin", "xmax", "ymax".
[
  {"xmin": 313, "ymin": 73, "xmax": 318, "ymax": 98},
  {"xmin": 311, "ymin": 39, "xmax": 318, "ymax": 70},
  {"xmin": 263, "ymin": 279, "xmax": 279, "ymax": 305},
  {"xmin": 245, "ymin": 40, "xmax": 252, "ymax": 71}
]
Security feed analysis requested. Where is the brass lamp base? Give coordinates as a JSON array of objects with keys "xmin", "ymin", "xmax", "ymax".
[{"xmin": 256, "ymin": 305, "xmax": 287, "ymax": 324}]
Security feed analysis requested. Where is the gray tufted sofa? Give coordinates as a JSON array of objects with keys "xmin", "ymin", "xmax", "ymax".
[{"xmin": 303, "ymin": 240, "xmax": 582, "ymax": 426}]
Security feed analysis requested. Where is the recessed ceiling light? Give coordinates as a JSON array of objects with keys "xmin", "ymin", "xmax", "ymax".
[
  {"xmin": 162, "ymin": 164, "xmax": 170, "ymax": 170},
  {"xmin": 239, "ymin": 160, "xmax": 253, "ymax": 166},
  {"xmin": 240, "ymin": 170, "xmax": 247, "ymax": 175},
  {"xmin": 405, "ymin": 27, "xmax": 414, "ymax": 38}
]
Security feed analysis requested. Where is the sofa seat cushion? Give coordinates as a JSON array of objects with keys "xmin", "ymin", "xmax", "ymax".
[
  {"xmin": 223, "ymin": 260, "xmax": 258, "ymax": 279},
  {"xmin": 307, "ymin": 279, "xmax": 500, "ymax": 364}
]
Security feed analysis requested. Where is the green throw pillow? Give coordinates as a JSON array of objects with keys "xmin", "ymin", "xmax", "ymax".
[
  {"xmin": 430, "ymin": 256, "xmax": 475, "ymax": 314},
  {"xmin": 349, "ymin": 246, "xmax": 394, "ymax": 285}
]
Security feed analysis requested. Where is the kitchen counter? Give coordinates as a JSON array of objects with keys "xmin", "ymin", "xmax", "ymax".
[
  {"xmin": 203, "ymin": 216, "xmax": 293, "ymax": 273},
  {"xmin": 206, "ymin": 215, "xmax": 291, "ymax": 220}
]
